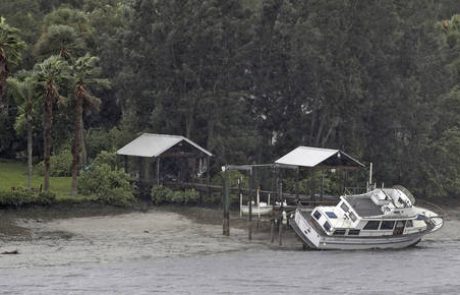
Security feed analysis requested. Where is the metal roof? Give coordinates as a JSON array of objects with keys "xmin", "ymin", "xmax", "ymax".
[
  {"xmin": 116, "ymin": 133, "xmax": 212, "ymax": 158},
  {"xmin": 275, "ymin": 146, "xmax": 364, "ymax": 168}
]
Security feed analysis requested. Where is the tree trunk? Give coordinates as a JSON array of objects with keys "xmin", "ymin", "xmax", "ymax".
[
  {"xmin": 43, "ymin": 87, "xmax": 53, "ymax": 192},
  {"xmin": 80, "ymin": 126, "xmax": 87, "ymax": 166},
  {"xmin": 27, "ymin": 119, "xmax": 32, "ymax": 191},
  {"xmin": 71, "ymin": 89, "xmax": 83, "ymax": 195},
  {"xmin": 0, "ymin": 54, "xmax": 8, "ymax": 112}
]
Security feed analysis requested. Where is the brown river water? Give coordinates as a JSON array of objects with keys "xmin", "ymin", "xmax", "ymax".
[{"xmin": 0, "ymin": 206, "xmax": 459, "ymax": 294}]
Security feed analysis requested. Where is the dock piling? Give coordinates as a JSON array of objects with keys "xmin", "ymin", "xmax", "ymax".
[{"xmin": 223, "ymin": 167, "xmax": 230, "ymax": 236}]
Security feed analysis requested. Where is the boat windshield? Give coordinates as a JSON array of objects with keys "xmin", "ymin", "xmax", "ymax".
[{"xmin": 326, "ymin": 211, "xmax": 337, "ymax": 218}]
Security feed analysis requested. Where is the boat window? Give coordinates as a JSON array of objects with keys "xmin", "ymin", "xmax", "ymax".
[
  {"xmin": 313, "ymin": 211, "xmax": 321, "ymax": 220},
  {"xmin": 326, "ymin": 211, "xmax": 337, "ymax": 219},
  {"xmin": 333, "ymin": 229, "xmax": 346, "ymax": 235},
  {"xmin": 323, "ymin": 221, "xmax": 331, "ymax": 232},
  {"xmin": 406, "ymin": 220, "xmax": 413, "ymax": 228},
  {"xmin": 340, "ymin": 202, "xmax": 349, "ymax": 212},
  {"xmin": 380, "ymin": 221, "xmax": 395, "ymax": 230},
  {"xmin": 348, "ymin": 229, "xmax": 360, "ymax": 235},
  {"xmin": 395, "ymin": 221, "xmax": 405, "ymax": 227},
  {"xmin": 349, "ymin": 211, "xmax": 357, "ymax": 222},
  {"xmin": 363, "ymin": 221, "xmax": 380, "ymax": 230}
]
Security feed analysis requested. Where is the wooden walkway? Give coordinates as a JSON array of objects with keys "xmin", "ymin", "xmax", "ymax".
[{"xmin": 161, "ymin": 181, "xmax": 339, "ymax": 206}]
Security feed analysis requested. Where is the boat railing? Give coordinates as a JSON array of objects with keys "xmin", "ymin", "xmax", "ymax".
[
  {"xmin": 416, "ymin": 199, "xmax": 447, "ymax": 216},
  {"xmin": 419, "ymin": 215, "xmax": 444, "ymax": 233},
  {"xmin": 344, "ymin": 186, "xmax": 367, "ymax": 195}
]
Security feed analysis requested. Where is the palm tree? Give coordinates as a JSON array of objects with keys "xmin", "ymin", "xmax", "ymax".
[
  {"xmin": 7, "ymin": 75, "xmax": 39, "ymax": 190},
  {"xmin": 34, "ymin": 24, "xmax": 86, "ymax": 61},
  {"xmin": 0, "ymin": 17, "xmax": 26, "ymax": 111},
  {"xmin": 34, "ymin": 55, "xmax": 69, "ymax": 192},
  {"xmin": 70, "ymin": 54, "xmax": 109, "ymax": 195}
]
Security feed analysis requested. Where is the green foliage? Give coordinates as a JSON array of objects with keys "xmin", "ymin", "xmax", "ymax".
[
  {"xmin": 91, "ymin": 150, "xmax": 118, "ymax": 169},
  {"xmin": 151, "ymin": 185, "xmax": 199, "ymax": 205},
  {"xmin": 36, "ymin": 191, "xmax": 57, "ymax": 205},
  {"xmin": 36, "ymin": 147, "xmax": 73, "ymax": 176},
  {"xmin": 211, "ymin": 170, "xmax": 249, "ymax": 189},
  {"xmin": 0, "ymin": 17, "xmax": 26, "ymax": 65},
  {"xmin": 5, "ymin": 0, "xmax": 460, "ymax": 200},
  {"xmin": 0, "ymin": 188, "xmax": 56, "ymax": 208},
  {"xmin": 86, "ymin": 127, "xmax": 134, "ymax": 160},
  {"xmin": 0, "ymin": 189, "xmax": 33, "ymax": 207},
  {"xmin": 78, "ymin": 162, "xmax": 135, "ymax": 207},
  {"xmin": 7, "ymin": 75, "xmax": 41, "ymax": 134},
  {"xmin": 283, "ymin": 172, "xmax": 331, "ymax": 196}
]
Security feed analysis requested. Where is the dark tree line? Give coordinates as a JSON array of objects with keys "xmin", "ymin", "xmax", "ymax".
[{"xmin": 2, "ymin": 0, "xmax": 460, "ymax": 197}]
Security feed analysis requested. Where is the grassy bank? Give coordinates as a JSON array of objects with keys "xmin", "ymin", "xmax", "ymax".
[{"xmin": 0, "ymin": 159, "xmax": 95, "ymax": 203}]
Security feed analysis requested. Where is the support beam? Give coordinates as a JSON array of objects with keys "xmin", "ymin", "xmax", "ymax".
[{"xmin": 156, "ymin": 157, "xmax": 160, "ymax": 185}]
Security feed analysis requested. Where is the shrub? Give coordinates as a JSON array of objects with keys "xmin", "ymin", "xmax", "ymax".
[
  {"xmin": 78, "ymin": 162, "xmax": 135, "ymax": 207},
  {"xmin": 36, "ymin": 191, "xmax": 57, "ymax": 205},
  {"xmin": 0, "ymin": 188, "xmax": 56, "ymax": 208},
  {"xmin": 151, "ymin": 185, "xmax": 173, "ymax": 205},
  {"xmin": 91, "ymin": 150, "xmax": 118, "ymax": 169},
  {"xmin": 0, "ymin": 190, "xmax": 33, "ymax": 207},
  {"xmin": 151, "ymin": 185, "xmax": 200, "ymax": 205},
  {"xmin": 36, "ymin": 148, "xmax": 73, "ymax": 177}
]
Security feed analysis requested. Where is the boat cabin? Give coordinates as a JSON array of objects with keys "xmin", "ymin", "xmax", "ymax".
[{"xmin": 310, "ymin": 188, "xmax": 429, "ymax": 237}]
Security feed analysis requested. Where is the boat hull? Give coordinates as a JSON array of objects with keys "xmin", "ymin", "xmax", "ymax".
[
  {"xmin": 241, "ymin": 205, "xmax": 272, "ymax": 216},
  {"xmin": 290, "ymin": 209, "xmax": 430, "ymax": 250}
]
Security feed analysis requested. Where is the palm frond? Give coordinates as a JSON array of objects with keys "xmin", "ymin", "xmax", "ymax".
[{"xmin": 0, "ymin": 17, "xmax": 26, "ymax": 65}]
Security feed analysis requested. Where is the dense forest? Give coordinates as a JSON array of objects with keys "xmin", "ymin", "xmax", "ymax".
[{"xmin": 2, "ymin": 0, "xmax": 460, "ymax": 198}]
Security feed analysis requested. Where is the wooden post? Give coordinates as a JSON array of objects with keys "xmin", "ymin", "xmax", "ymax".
[
  {"xmin": 206, "ymin": 156, "xmax": 211, "ymax": 200},
  {"xmin": 271, "ymin": 166, "xmax": 276, "ymax": 243},
  {"xmin": 138, "ymin": 157, "xmax": 144, "ymax": 196},
  {"xmin": 248, "ymin": 167, "xmax": 253, "ymax": 240},
  {"xmin": 295, "ymin": 166, "xmax": 300, "ymax": 203},
  {"xmin": 270, "ymin": 219, "xmax": 275, "ymax": 243},
  {"xmin": 156, "ymin": 157, "xmax": 160, "ymax": 185},
  {"xmin": 278, "ymin": 214, "xmax": 283, "ymax": 246},
  {"xmin": 256, "ymin": 187, "xmax": 260, "ymax": 229},
  {"xmin": 320, "ymin": 172, "xmax": 324, "ymax": 201},
  {"xmin": 239, "ymin": 178, "xmax": 242, "ymax": 218},
  {"xmin": 223, "ymin": 168, "xmax": 230, "ymax": 236}
]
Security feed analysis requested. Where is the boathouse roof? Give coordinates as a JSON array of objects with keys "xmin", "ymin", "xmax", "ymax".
[
  {"xmin": 116, "ymin": 133, "xmax": 212, "ymax": 158},
  {"xmin": 275, "ymin": 146, "xmax": 364, "ymax": 168}
]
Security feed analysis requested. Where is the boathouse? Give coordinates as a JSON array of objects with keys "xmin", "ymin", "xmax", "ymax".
[
  {"xmin": 274, "ymin": 146, "xmax": 365, "ymax": 200},
  {"xmin": 116, "ymin": 133, "xmax": 212, "ymax": 195},
  {"xmin": 275, "ymin": 146, "xmax": 364, "ymax": 169}
]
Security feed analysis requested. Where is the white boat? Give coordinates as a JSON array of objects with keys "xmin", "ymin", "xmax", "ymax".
[
  {"xmin": 239, "ymin": 189, "xmax": 284, "ymax": 217},
  {"xmin": 241, "ymin": 201, "xmax": 273, "ymax": 216},
  {"xmin": 290, "ymin": 186, "xmax": 444, "ymax": 250}
]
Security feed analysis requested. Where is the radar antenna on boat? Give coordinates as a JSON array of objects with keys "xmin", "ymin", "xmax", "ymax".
[{"xmin": 393, "ymin": 185, "xmax": 416, "ymax": 205}]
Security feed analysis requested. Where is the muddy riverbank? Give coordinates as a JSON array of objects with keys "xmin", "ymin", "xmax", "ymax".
[{"xmin": 0, "ymin": 204, "xmax": 459, "ymax": 294}]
